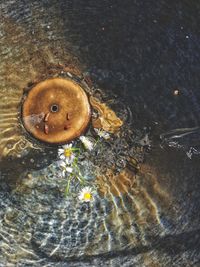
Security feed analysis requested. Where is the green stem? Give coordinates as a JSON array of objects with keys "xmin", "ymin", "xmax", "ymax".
[
  {"xmin": 94, "ymin": 136, "xmax": 100, "ymax": 147},
  {"xmin": 72, "ymin": 162, "xmax": 86, "ymax": 183},
  {"xmin": 72, "ymin": 148, "xmax": 80, "ymax": 152},
  {"xmin": 64, "ymin": 177, "xmax": 71, "ymax": 197}
]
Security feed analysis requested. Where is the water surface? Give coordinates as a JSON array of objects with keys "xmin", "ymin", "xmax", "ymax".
[{"xmin": 0, "ymin": 1, "xmax": 200, "ymax": 266}]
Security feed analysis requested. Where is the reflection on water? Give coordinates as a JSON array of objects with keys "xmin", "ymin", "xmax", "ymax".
[
  {"xmin": 0, "ymin": 0, "xmax": 200, "ymax": 266},
  {"xmin": 160, "ymin": 127, "xmax": 200, "ymax": 158}
]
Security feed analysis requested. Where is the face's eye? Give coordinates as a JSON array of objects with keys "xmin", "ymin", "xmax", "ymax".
[{"xmin": 50, "ymin": 104, "xmax": 59, "ymax": 113}]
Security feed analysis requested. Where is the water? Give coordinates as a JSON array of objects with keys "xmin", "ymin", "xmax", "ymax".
[{"xmin": 0, "ymin": 1, "xmax": 200, "ymax": 266}]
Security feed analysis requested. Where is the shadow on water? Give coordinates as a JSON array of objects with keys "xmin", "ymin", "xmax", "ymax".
[
  {"xmin": 31, "ymin": 228, "xmax": 200, "ymax": 263},
  {"xmin": 0, "ymin": 147, "xmax": 57, "ymax": 185}
]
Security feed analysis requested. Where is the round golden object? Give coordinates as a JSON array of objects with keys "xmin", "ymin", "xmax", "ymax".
[{"xmin": 22, "ymin": 78, "xmax": 91, "ymax": 144}]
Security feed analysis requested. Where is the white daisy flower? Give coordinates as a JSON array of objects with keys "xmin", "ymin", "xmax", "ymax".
[
  {"xmin": 79, "ymin": 136, "xmax": 94, "ymax": 151},
  {"xmin": 94, "ymin": 128, "xmax": 110, "ymax": 140},
  {"xmin": 78, "ymin": 186, "xmax": 94, "ymax": 202},
  {"xmin": 57, "ymin": 160, "xmax": 73, "ymax": 177},
  {"xmin": 63, "ymin": 166, "xmax": 73, "ymax": 174},
  {"xmin": 58, "ymin": 144, "xmax": 75, "ymax": 164},
  {"xmin": 61, "ymin": 167, "xmax": 73, "ymax": 177}
]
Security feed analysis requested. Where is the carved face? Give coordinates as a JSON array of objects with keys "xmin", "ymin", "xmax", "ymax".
[{"xmin": 22, "ymin": 78, "xmax": 91, "ymax": 144}]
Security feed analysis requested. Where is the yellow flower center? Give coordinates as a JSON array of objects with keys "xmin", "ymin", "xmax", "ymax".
[
  {"xmin": 64, "ymin": 148, "xmax": 72, "ymax": 158},
  {"xmin": 83, "ymin": 192, "xmax": 92, "ymax": 201}
]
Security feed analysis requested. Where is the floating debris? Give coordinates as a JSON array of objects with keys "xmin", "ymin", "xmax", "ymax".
[
  {"xmin": 90, "ymin": 96, "xmax": 123, "ymax": 133},
  {"xmin": 79, "ymin": 136, "xmax": 94, "ymax": 151},
  {"xmin": 127, "ymin": 157, "xmax": 140, "ymax": 172},
  {"xmin": 173, "ymin": 89, "xmax": 180, "ymax": 96},
  {"xmin": 94, "ymin": 128, "xmax": 110, "ymax": 140}
]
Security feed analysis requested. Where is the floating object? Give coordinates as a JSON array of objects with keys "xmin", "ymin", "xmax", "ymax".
[
  {"xmin": 127, "ymin": 157, "xmax": 140, "ymax": 172},
  {"xmin": 22, "ymin": 78, "xmax": 91, "ymax": 144},
  {"xmin": 94, "ymin": 128, "xmax": 110, "ymax": 140},
  {"xmin": 79, "ymin": 136, "xmax": 94, "ymax": 151},
  {"xmin": 58, "ymin": 144, "xmax": 75, "ymax": 164},
  {"xmin": 173, "ymin": 89, "xmax": 180, "ymax": 96},
  {"xmin": 90, "ymin": 96, "xmax": 123, "ymax": 133},
  {"xmin": 78, "ymin": 186, "xmax": 94, "ymax": 202}
]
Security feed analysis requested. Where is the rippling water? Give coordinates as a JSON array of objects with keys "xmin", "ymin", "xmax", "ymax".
[{"xmin": 0, "ymin": 1, "xmax": 200, "ymax": 266}]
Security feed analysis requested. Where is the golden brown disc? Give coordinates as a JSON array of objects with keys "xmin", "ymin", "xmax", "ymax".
[{"xmin": 22, "ymin": 78, "xmax": 91, "ymax": 144}]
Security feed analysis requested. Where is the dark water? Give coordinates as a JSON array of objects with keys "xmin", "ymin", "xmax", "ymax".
[{"xmin": 0, "ymin": 1, "xmax": 200, "ymax": 266}]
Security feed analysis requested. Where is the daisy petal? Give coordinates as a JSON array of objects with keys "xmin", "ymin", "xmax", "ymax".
[
  {"xmin": 66, "ymin": 167, "xmax": 73, "ymax": 173},
  {"xmin": 60, "ymin": 161, "xmax": 66, "ymax": 168}
]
